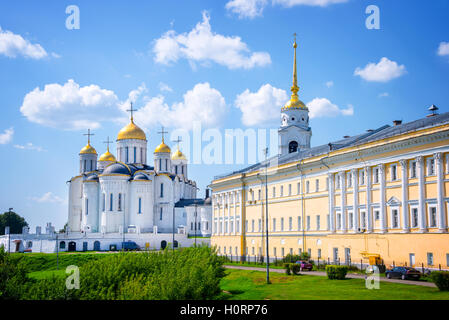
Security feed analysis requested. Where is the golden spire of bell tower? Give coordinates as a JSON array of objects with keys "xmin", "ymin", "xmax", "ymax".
[{"xmin": 282, "ymin": 33, "xmax": 306, "ymax": 111}]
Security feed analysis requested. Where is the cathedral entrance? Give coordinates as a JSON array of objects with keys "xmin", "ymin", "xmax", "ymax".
[
  {"xmin": 161, "ymin": 240, "xmax": 167, "ymax": 250},
  {"xmin": 94, "ymin": 241, "xmax": 100, "ymax": 251},
  {"xmin": 83, "ymin": 242, "xmax": 88, "ymax": 251},
  {"xmin": 68, "ymin": 241, "xmax": 76, "ymax": 252}
]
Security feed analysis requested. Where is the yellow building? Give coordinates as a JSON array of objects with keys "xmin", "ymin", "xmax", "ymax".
[{"xmin": 210, "ymin": 40, "xmax": 449, "ymax": 269}]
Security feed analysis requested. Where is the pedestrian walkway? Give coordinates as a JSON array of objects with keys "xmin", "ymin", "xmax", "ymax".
[{"xmin": 224, "ymin": 265, "xmax": 436, "ymax": 288}]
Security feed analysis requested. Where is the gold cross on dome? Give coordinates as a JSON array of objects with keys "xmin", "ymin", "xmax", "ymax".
[
  {"xmin": 126, "ymin": 102, "xmax": 137, "ymax": 121},
  {"xmin": 158, "ymin": 126, "xmax": 168, "ymax": 142},
  {"xmin": 103, "ymin": 136, "xmax": 113, "ymax": 151},
  {"xmin": 83, "ymin": 129, "xmax": 94, "ymax": 144}
]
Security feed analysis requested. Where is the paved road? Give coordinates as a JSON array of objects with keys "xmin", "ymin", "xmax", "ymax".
[{"xmin": 224, "ymin": 265, "xmax": 436, "ymax": 288}]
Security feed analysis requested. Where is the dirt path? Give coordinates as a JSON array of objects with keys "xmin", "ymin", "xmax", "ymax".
[{"xmin": 224, "ymin": 265, "xmax": 436, "ymax": 288}]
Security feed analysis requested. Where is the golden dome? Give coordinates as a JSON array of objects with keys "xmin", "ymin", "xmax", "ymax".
[
  {"xmin": 171, "ymin": 149, "xmax": 187, "ymax": 160},
  {"xmin": 79, "ymin": 143, "xmax": 97, "ymax": 155},
  {"xmin": 154, "ymin": 140, "xmax": 171, "ymax": 153},
  {"xmin": 117, "ymin": 120, "xmax": 147, "ymax": 141},
  {"xmin": 282, "ymin": 95, "xmax": 307, "ymax": 111},
  {"xmin": 99, "ymin": 149, "xmax": 116, "ymax": 162}
]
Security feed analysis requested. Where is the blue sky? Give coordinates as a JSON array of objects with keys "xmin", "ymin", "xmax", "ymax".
[{"xmin": 0, "ymin": 0, "xmax": 448, "ymax": 230}]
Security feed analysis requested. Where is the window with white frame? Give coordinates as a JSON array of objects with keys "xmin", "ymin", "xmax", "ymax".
[
  {"xmin": 306, "ymin": 181, "xmax": 310, "ymax": 193},
  {"xmin": 327, "ymin": 214, "xmax": 330, "ymax": 230},
  {"xmin": 361, "ymin": 211, "xmax": 366, "ymax": 228},
  {"xmin": 337, "ymin": 213, "xmax": 341, "ymax": 230},
  {"xmin": 251, "ymin": 219, "xmax": 255, "ymax": 232},
  {"xmin": 316, "ymin": 179, "xmax": 319, "ymax": 192},
  {"xmin": 258, "ymin": 189, "xmax": 261, "ymax": 200},
  {"xmin": 272, "ymin": 218, "xmax": 276, "ymax": 231},
  {"xmin": 360, "ymin": 169, "xmax": 365, "ymax": 185},
  {"xmin": 410, "ymin": 160, "xmax": 417, "ymax": 178},
  {"xmin": 272, "ymin": 187, "xmax": 276, "ymax": 198},
  {"xmin": 427, "ymin": 158, "xmax": 435, "ymax": 176},
  {"xmin": 258, "ymin": 219, "xmax": 261, "ymax": 232},
  {"xmin": 326, "ymin": 177, "xmax": 329, "ymax": 191},
  {"xmin": 288, "ymin": 184, "xmax": 292, "ymax": 196},
  {"xmin": 280, "ymin": 186, "xmax": 284, "ymax": 197},
  {"xmin": 391, "ymin": 164, "xmax": 398, "ymax": 181},
  {"xmin": 349, "ymin": 212, "xmax": 353, "ymax": 229},
  {"xmin": 297, "ymin": 182, "xmax": 300, "ymax": 195},
  {"xmin": 374, "ymin": 209, "xmax": 380, "ymax": 220},
  {"xmin": 336, "ymin": 175, "xmax": 341, "ymax": 189},
  {"xmin": 316, "ymin": 215, "xmax": 320, "ymax": 230},
  {"xmin": 429, "ymin": 206, "xmax": 437, "ymax": 228},
  {"xmin": 427, "ymin": 252, "xmax": 434, "ymax": 266},
  {"xmin": 289, "ymin": 217, "xmax": 292, "ymax": 231},
  {"xmin": 411, "ymin": 207, "xmax": 418, "ymax": 228},
  {"xmin": 348, "ymin": 173, "xmax": 352, "ymax": 188},
  {"xmin": 374, "ymin": 167, "xmax": 379, "ymax": 184},
  {"xmin": 297, "ymin": 216, "xmax": 301, "ymax": 231},
  {"xmin": 391, "ymin": 208, "xmax": 399, "ymax": 228},
  {"xmin": 281, "ymin": 218, "xmax": 284, "ymax": 231},
  {"xmin": 307, "ymin": 216, "xmax": 311, "ymax": 230}
]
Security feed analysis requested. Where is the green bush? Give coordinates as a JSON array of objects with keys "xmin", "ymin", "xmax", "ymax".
[
  {"xmin": 0, "ymin": 246, "xmax": 29, "ymax": 299},
  {"xmin": 325, "ymin": 265, "xmax": 348, "ymax": 280},
  {"xmin": 282, "ymin": 254, "xmax": 301, "ymax": 263},
  {"xmin": 290, "ymin": 263, "xmax": 301, "ymax": 275},
  {"xmin": 283, "ymin": 263, "xmax": 291, "ymax": 275},
  {"xmin": 430, "ymin": 271, "xmax": 449, "ymax": 291}
]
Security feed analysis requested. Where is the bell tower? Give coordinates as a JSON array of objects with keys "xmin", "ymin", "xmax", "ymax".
[{"xmin": 278, "ymin": 34, "xmax": 311, "ymax": 156}]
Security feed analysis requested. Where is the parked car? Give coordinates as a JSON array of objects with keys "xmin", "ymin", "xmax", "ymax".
[
  {"xmin": 385, "ymin": 266, "xmax": 421, "ymax": 280},
  {"xmin": 121, "ymin": 241, "xmax": 140, "ymax": 251},
  {"xmin": 295, "ymin": 260, "xmax": 313, "ymax": 271}
]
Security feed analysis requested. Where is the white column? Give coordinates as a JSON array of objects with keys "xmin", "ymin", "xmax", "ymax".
[
  {"xmin": 339, "ymin": 172, "xmax": 347, "ymax": 233},
  {"xmin": 233, "ymin": 191, "xmax": 237, "ymax": 235},
  {"xmin": 400, "ymin": 159, "xmax": 409, "ymax": 233},
  {"xmin": 435, "ymin": 153, "xmax": 447, "ymax": 232},
  {"xmin": 366, "ymin": 167, "xmax": 373, "ymax": 233},
  {"xmin": 379, "ymin": 164, "xmax": 387, "ymax": 233},
  {"xmin": 417, "ymin": 156, "xmax": 427, "ymax": 233},
  {"xmin": 227, "ymin": 192, "xmax": 231, "ymax": 235},
  {"xmin": 352, "ymin": 169, "xmax": 359, "ymax": 232},
  {"xmin": 328, "ymin": 173, "xmax": 335, "ymax": 233}
]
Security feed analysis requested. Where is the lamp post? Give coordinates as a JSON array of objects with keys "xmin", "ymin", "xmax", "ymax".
[
  {"xmin": 7, "ymin": 208, "xmax": 12, "ymax": 254},
  {"xmin": 194, "ymin": 204, "xmax": 198, "ymax": 246},
  {"xmin": 172, "ymin": 205, "xmax": 175, "ymax": 252},
  {"xmin": 263, "ymin": 148, "xmax": 270, "ymax": 284},
  {"xmin": 296, "ymin": 160, "xmax": 306, "ymax": 255}
]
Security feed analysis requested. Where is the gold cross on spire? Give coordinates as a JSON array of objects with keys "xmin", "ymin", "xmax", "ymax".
[
  {"xmin": 103, "ymin": 136, "xmax": 113, "ymax": 151},
  {"xmin": 83, "ymin": 129, "xmax": 94, "ymax": 145},
  {"xmin": 158, "ymin": 126, "xmax": 168, "ymax": 143},
  {"xmin": 126, "ymin": 102, "xmax": 137, "ymax": 122}
]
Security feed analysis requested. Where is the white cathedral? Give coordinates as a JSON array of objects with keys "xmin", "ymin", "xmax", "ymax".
[{"xmin": 61, "ymin": 111, "xmax": 212, "ymax": 252}]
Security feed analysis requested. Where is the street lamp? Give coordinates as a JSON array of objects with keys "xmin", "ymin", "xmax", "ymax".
[{"xmin": 7, "ymin": 208, "xmax": 12, "ymax": 254}]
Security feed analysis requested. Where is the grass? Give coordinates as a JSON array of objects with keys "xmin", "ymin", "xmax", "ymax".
[
  {"xmin": 27, "ymin": 269, "xmax": 67, "ymax": 280},
  {"xmin": 219, "ymin": 269, "xmax": 449, "ymax": 300}
]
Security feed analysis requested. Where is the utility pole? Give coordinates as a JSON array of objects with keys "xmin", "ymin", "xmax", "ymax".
[{"xmin": 263, "ymin": 148, "xmax": 270, "ymax": 284}]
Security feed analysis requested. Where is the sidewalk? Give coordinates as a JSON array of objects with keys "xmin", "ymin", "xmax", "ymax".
[{"xmin": 224, "ymin": 265, "xmax": 436, "ymax": 288}]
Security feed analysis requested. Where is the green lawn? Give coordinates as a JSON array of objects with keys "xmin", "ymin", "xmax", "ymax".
[
  {"xmin": 27, "ymin": 269, "xmax": 67, "ymax": 280},
  {"xmin": 219, "ymin": 269, "xmax": 449, "ymax": 300}
]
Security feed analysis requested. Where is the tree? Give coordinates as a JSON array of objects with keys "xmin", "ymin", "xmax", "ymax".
[
  {"xmin": 59, "ymin": 222, "xmax": 68, "ymax": 234},
  {"xmin": 0, "ymin": 211, "xmax": 28, "ymax": 235}
]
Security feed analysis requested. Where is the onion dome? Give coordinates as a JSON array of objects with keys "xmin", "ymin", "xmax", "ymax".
[
  {"xmin": 99, "ymin": 148, "xmax": 116, "ymax": 162},
  {"xmin": 79, "ymin": 143, "xmax": 97, "ymax": 155},
  {"xmin": 102, "ymin": 162, "xmax": 132, "ymax": 175},
  {"xmin": 117, "ymin": 120, "xmax": 147, "ymax": 141},
  {"xmin": 133, "ymin": 173, "xmax": 149, "ymax": 181},
  {"xmin": 171, "ymin": 148, "xmax": 187, "ymax": 160},
  {"xmin": 154, "ymin": 139, "xmax": 171, "ymax": 153},
  {"xmin": 282, "ymin": 38, "xmax": 307, "ymax": 111}
]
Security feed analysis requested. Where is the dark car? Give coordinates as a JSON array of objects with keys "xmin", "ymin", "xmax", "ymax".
[
  {"xmin": 295, "ymin": 260, "xmax": 313, "ymax": 271},
  {"xmin": 385, "ymin": 266, "xmax": 421, "ymax": 280},
  {"xmin": 121, "ymin": 241, "xmax": 140, "ymax": 251}
]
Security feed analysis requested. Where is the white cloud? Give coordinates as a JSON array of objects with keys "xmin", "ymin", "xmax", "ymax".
[
  {"xmin": 378, "ymin": 92, "xmax": 389, "ymax": 98},
  {"xmin": 225, "ymin": 0, "xmax": 268, "ymax": 19},
  {"xmin": 31, "ymin": 192, "xmax": 65, "ymax": 204},
  {"xmin": 159, "ymin": 82, "xmax": 173, "ymax": 93},
  {"xmin": 135, "ymin": 82, "xmax": 227, "ymax": 131},
  {"xmin": 354, "ymin": 57, "xmax": 406, "ymax": 82},
  {"xmin": 226, "ymin": 0, "xmax": 347, "ymax": 19},
  {"xmin": 437, "ymin": 42, "xmax": 449, "ymax": 57},
  {"xmin": 0, "ymin": 27, "xmax": 47, "ymax": 59},
  {"xmin": 307, "ymin": 98, "xmax": 354, "ymax": 119},
  {"xmin": 235, "ymin": 84, "xmax": 288, "ymax": 126},
  {"xmin": 153, "ymin": 11, "xmax": 271, "ymax": 69},
  {"xmin": 325, "ymin": 81, "xmax": 334, "ymax": 88},
  {"xmin": 14, "ymin": 142, "xmax": 45, "ymax": 152},
  {"xmin": 20, "ymin": 79, "xmax": 122, "ymax": 130},
  {"xmin": 0, "ymin": 127, "xmax": 13, "ymax": 144}
]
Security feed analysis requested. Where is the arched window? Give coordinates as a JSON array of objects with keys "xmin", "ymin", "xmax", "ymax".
[
  {"xmin": 138, "ymin": 198, "xmax": 142, "ymax": 214},
  {"xmin": 85, "ymin": 198, "xmax": 89, "ymax": 215},
  {"xmin": 27, "ymin": 241, "xmax": 33, "ymax": 248},
  {"xmin": 289, "ymin": 141, "xmax": 299, "ymax": 153},
  {"xmin": 60, "ymin": 241, "xmax": 66, "ymax": 249},
  {"xmin": 118, "ymin": 193, "xmax": 122, "ymax": 211},
  {"xmin": 133, "ymin": 147, "xmax": 137, "ymax": 163},
  {"xmin": 125, "ymin": 147, "xmax": 129, "ymax": 163},
  {"xmin": 110, "ymin": 194, "xmax": 113, "ymax": 211}
]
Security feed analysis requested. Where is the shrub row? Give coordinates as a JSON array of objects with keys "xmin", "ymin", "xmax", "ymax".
[
  {"xmin": 431, "ymin": 271, "xmax": 449, "ymax": 291},
  {"xmin": 325, "ymin": 265, "xmax": 348, "ymax": 280},
  {"xmin": 283, "ymin": 263, "xmax": 301, "ymax": 275},
  {"xmin": 1, "ymin": 245, "xmax": 226, "ymax": 300}
]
